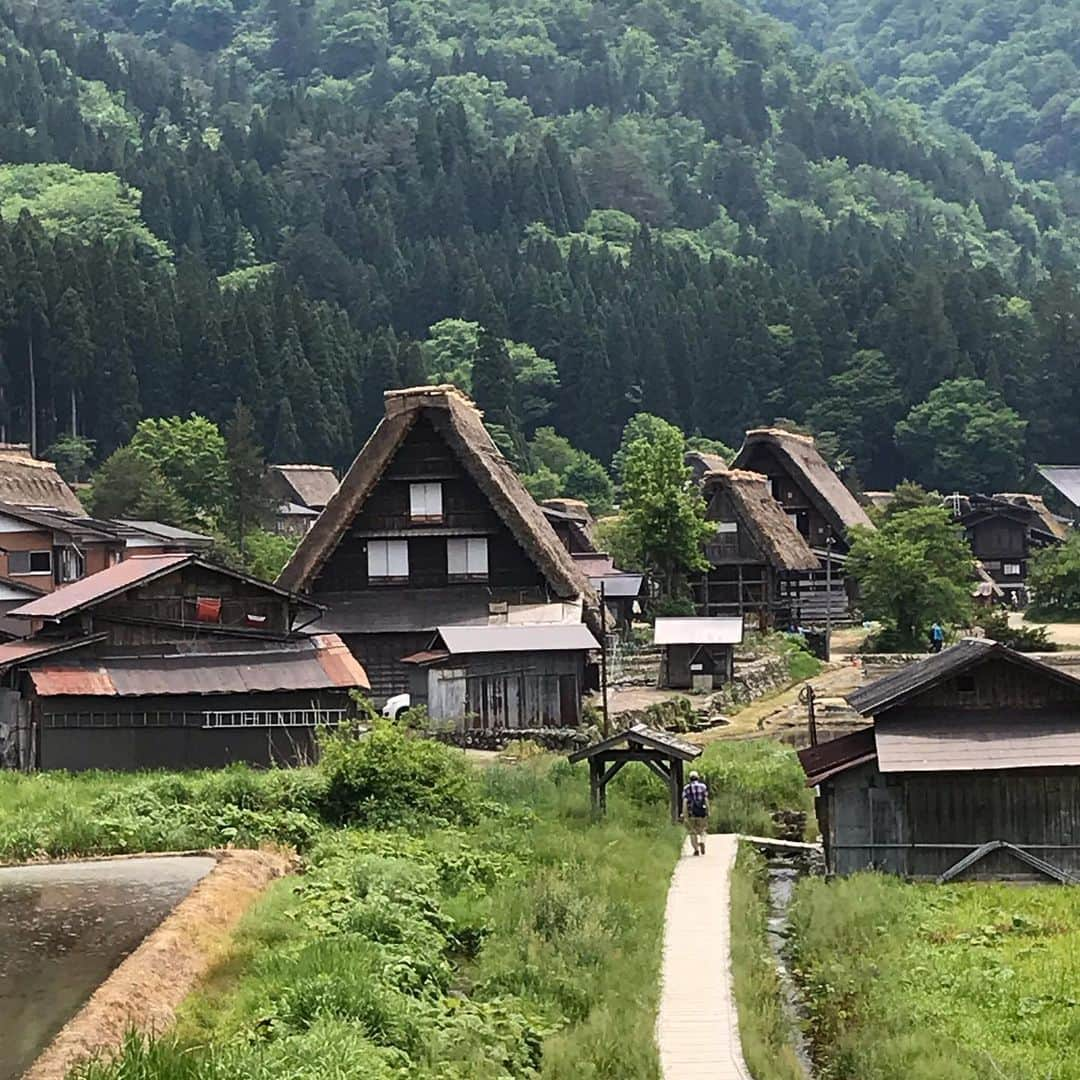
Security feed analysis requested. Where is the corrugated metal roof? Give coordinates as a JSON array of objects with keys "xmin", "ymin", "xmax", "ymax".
[
  {"xmin": 653, "ymin": 617, "xmax": 744, "ymax": 646},
  {"xmin": 798, "ymin": 728, "xmax": 876, "ymax": 786},
  {"xmin": 876, "ymin": 713, "xmax": 1080, "ymax": 772},
  {"xmin": 0, "ymin": 635, "xmax": 105, "ymax": 671},
  {"xmin": 436, "ymin": 623, "xmax": 599, "ymax": 654},
  {"xmin": 592, "ymin": 573, "xmax": 643, "ymax": 598},
  {"xmin": 28, "ymin": 634, "xmax": 368, "ymax": 697},
  {"xmin": 9, "ymin": 554, "xmax": 191, "ymax": 619},
  {"xmin": 1038, "ymin": 466, "xmax": 1080, "ymax": 510},
  {"xmin": 847, "ymin": 640, "xmax": 1080, "ymax": 716},
  {"xmin": 115, "ymin": 520, "xmax": 215, "ymax": 544}
]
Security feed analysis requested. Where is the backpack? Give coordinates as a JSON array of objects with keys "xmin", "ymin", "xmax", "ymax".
[{"xmin": 686, "ymin": 782, "xmax": 708, "ymax": 818}]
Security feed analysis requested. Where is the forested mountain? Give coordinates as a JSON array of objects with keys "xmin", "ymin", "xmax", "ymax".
[
  {"xmin": 756, "ymin": 0, "xmax": 1080, "ymax": 195},
  {"xmin": 2, "ymin": 0, "xmax": 1080, "ymax": 491}
]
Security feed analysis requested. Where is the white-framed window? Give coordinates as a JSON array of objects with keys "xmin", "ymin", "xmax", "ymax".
[
  {"xmin": 367, "ymin": 539, "xmax": 409, "ymax": 582},
  {"xmin": 1003, "ymin": 562, "xmax": 1022, "ymax": 577},
  {"xmin": 9, "ymin": 549, "xmax": 52, "ymax": 575},
  {"xmin": 447, "ymin": 537, "xmax": 488, "ymax": 580},
  {"xmin": 409, "ymin": 482, "xmax": 443, "ymax": 522}
]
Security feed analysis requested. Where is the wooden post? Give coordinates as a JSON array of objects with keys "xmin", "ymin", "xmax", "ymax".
[
  {"xmin": 589, "ymin": 757, "xmax": 601, "ymax": 816},
  {"xmin": 600, "ymin": 580, "xmax": 610, "ymax": 737}
]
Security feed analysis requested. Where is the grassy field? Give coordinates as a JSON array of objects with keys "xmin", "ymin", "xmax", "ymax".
[{"xmin": 790, "ymin": 873, "xmax": 1080, "ymax": 1079}]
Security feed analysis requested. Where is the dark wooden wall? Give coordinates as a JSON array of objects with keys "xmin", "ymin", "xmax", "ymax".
[
  {"xmin": 662, "ymin": 643, "xmax": 734, "ymax": 689},
  {"xmin": 35, "ymin": 689, "xmax": 351, "ymax": 771},
  {"xmin": 343, "ymin": 630, "xmax": 431, "ymax": 700},
  {"xmin": 890, "ymin": 658, "xmax": 1080, "ymax": 712},
  {"xmin": 312, "ymin": 416, "xmax": 546, "ymax": 595},
  {"xmin": 821, "ymin": 761, "xmax": 1080, "ymax": 879}
]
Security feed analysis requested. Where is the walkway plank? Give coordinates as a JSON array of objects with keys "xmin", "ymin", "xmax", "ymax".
[{"xmin": 656, "ymin": 834, "xmax": 750, "ymax": 1080}]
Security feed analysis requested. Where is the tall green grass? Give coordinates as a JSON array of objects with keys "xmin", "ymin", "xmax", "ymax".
[
  {"xmin": 76, "ymin": 759, "xmax": 682, "ymax": 1080},
  {"xmin": 790, "ymin": 874, "xmax": 1080, "ymax": 1079},
  {"xmin": 730, "ymin": 846, "xmax": 806, "ymax": 1080}
]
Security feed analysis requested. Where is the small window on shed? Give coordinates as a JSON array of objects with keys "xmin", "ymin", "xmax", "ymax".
[
  {"xmin": 1003, "ymin": 562, "xmax": 1022, "ymax": 577},
  {"xmin": 955, "ymin": 674, "xmax": 976, "ymax": 695}
]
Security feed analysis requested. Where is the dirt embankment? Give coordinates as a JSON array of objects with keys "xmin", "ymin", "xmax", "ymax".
[{"xmin": 25, "ymin": 847, "xmax": 293, "ymax": 1080}]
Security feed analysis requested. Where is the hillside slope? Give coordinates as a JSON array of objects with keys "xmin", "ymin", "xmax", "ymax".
[{"xmin": 0, "ymin": 0, "xmax": 1078, "ymax": 487}]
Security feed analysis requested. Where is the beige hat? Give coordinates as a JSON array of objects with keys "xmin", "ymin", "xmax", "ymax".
[{"xmin": 689, "ymin": 771, "xmax": 700, "ymax": 780}]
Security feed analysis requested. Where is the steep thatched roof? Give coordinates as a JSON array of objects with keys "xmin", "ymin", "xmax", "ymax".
[
  {"xmin": 0, "ymin": 444, "xmax": 84, "ymax": 515},
  {"xmin": 733, "ymin": 429, "xmax": 872, "ymax": 537},
  {"xmin": 269, "ymin": 464, "xmax": 340, "ymax": 510},
  {"xmin": 995, "ymin": 493, "xmax": 1070, "ymax": 541},
  {"xmin": 277, "ymin": 386, "xmax": 595, "ymax": 605},
  {"xmin": 703, "ymin": 469, "xmax": 819, "ymax": 572}
]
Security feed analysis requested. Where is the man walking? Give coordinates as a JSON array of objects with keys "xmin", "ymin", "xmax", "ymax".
[
  {"xmin": 681, "ymin": 770, "xmax": 710, "ymax": 856},
  {"xmin": 929, "ymin": 621, "xmax": 945, "ymax": 654}
]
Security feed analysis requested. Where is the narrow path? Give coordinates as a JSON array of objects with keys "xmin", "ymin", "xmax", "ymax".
[{"xmin": 656, "ymin": 834, "xmax": 750, "ymax": 1080}]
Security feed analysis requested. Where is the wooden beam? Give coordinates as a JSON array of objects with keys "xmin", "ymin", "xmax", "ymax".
[
  {"xmin": 643, "ymin": 759, "xmax": 672, "ymax": 784},
  {"xmin": 601, "ymin": 759, "xmax": 628, "ymax": 785}
]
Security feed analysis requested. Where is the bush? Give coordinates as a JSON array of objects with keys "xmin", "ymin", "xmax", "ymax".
[
  {"xmin": 978, "ymin": 608, "xmax": 1053, "ymax": 652},
  {"xmin": 1029, "ymin": 534, "xmax": 1080, "ymax": 616},
  {"xmin": 317, "ymin": 721, "xmax": 485, "ymax": 828}
]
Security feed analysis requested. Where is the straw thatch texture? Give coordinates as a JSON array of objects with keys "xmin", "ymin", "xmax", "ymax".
[
  {"xmin": 268, "ymin": 464, "xmax": 339, "ymax": 510},
  {"xmin": 0, "ymin": 445, "xmax": 84, "ymax": 515},
  {"xmin": 733, "ymin": 428, "xmax": 872, "ymax": 535},
  {"xmin": 277, "ymin": 386, "xmax": 595, "ymax": 605},
  {"xmin": 703, "ymin": 469, "xmax": 819, "ymax": 571}
]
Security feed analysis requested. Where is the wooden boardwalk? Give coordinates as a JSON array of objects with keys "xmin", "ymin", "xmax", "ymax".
[{"xmin": 656, "ymin": 834, "xmax": 751, "ymax": 1080}]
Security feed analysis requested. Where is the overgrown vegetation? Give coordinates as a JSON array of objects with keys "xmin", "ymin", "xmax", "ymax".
[
  {"xmin": 1028, "ymin": 533, "xmax": 1080, "ymax": 621},
  {"xmin": 790, "ymin": 874, "xmax": 1080, "ymax": 1079},
  {"xmin": 730, "ymin": 846, "xmax": 805, "ymax": 1080},
  {"xmin": 72, "ymin": 757, "xmax": 682, "ymax": 1080}
]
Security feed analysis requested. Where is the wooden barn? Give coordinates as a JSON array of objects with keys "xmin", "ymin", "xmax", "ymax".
[
  {"xmin": 690, "ymin": 470, "xmax": 819, "ymax": 628},
  {"xmin": 277, "ymin": 386, "xmax": 596, "ymax": 702},
  {"xmin": 654, "ymin": 617, "xmax": 744, "ymax": 690},
  {"xmin": 800, "ymin": 640, "xmax": 1080, "ymax": 882},
  {"xmin": 0, "ymin": 554, "xmax": 368, "ymax": 771},
  {"xmin": 732, "ymin": 429, "xmax": 873, "ymax": 621},
  {"xmin": 403, "ymin": 623, "xmax": 598, "ymax": 729}
]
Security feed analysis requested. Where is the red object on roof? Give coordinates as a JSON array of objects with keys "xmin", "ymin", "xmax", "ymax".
[
  {"xmin": 8, "ymin": 554, "xmax": 191, "ymax": 621},
  {"xmin": 195, "ymin": 596, "xmax": 222, "ymax": 623}
]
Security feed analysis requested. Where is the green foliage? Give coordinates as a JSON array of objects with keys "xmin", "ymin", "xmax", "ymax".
[
  {"xmin": 318, "ymin": 722, "xmax": 485, "ymax": 829},
  {"xmin": 43, "ymin": 433, "xmax": 96, "ymax": 483},
  {"xmin": 615, "ymin": 414, "xmax": 711, "ymax": 600},
  {"xmin": 242, "ymin": 529, "xmax": 299, "ymax": 582},
  {"xmin": 895, "ymin": 379, "xmax": 1027, "ymax": 493},
  {"xmin": 977, "ymin": 608, "xmax": 1053, "ymax": 653},
  {"xmin": 0, "ymin": 165, "xmax": 169, "ymax": 258},
  {"xmin": 523, "ymin": 427, "xmax": 614, "ymax": 514},
  {"xmin": 790, "ymin": 874, "xmax": 1080, "ymax": 1078},
  {"xmin": 84, "ymin": 445, "xmax": 194, "ymax": 526},
  {"xmin": 848, "ymin": 506, "xmax": 974, "ymax": 649},
  {"xmin": 1028, "ymin": 533, "xmax": 1080, "ymax": 618},
  {"xmin": 685, "ymin": 434, "xmax": 736, "ymax": 463},
  {"xmin": 126, "ymin": 415, "xmax": 230, "ymax": 520},
  {"xmin": 730, "ymin": 846, "xmax": 806, "ymax": 1080},
  {"xmin": 875, "ymin": 481, "xmax": 942, "ymax": 523}
]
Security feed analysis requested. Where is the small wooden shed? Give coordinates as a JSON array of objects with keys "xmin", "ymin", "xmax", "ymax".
[
  {"xmin": 654, "ymin": 617, "xmax": 744, "ymax": 690},
  {"xmin": 801, "ymin": 640, "xmax": 1080, "ymax": 882},
  {"xmin": 402, "ymin": 622, "xmax": 599, "ymax": 729}
]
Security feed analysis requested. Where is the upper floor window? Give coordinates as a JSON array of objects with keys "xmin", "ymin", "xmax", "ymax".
[
  {"xmin": 9, "ymin": 549, "xmax": 52, "ymax": 575},
  {"xmin": 368, "ymin": 539, "xmax": 409, "ymax": 583},
  {"xmin": 57, "ymin": 547, "xmax": 85, "ymax": 584},
  {"xmin": 410, "ymin": 482, "xmax": 443, "ymax": 522},
  {"xmin": 447, "ymin": 538, "xmax": 488, "ymax": 581}
]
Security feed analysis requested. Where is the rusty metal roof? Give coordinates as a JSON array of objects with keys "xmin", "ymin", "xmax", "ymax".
[
  {"xmin": 28, "ymin": 633, "xmax": 368, "ymax": 697},
  {"xmin": 436, "ymin": 623, "xmax": 599, "ymax": 655},
  {"xmin": 798, "ymin": 728, "xmax": 877, "ymax": 786},
  {"xmin": 0, "ymin": 634, "xmax": 106, "ymax": 671},
  {"xmin": 653, "ymin": 617, "xmax": 744, "ymax": 646},
  {"xmin": 875, "ymin": 712, "xmax": 1080, "ymax": 773}
]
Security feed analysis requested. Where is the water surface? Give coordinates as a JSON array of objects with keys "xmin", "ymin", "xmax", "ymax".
[{"xmin": 0, "ymin": 855, "xmax": 214, "ymax": 1080}]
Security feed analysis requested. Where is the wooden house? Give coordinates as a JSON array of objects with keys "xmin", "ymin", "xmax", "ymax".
[
  {"xmin": 685, "ymin": 450, "xmax": 729, "ymax": 487},
  {"xmin": 732, "ymin": 429, "xmax": 873, "ymax": 621},
  {"xmin": 800, "ymin": 640, "xmax": 1080, "ymax": 882},
  {"xmin": 277, "ymin": 386, "xmax": 596, "ymax": 702},
  {"xmin": 654, "ymin": 616, "xmax": 744, "ymax": 690},
  {"xmin": 541, "ymin": 500, "xmax": 595, "ymax": 554},
  {"xmin": 402, "ymin": 623, "xmax": 598, "ymax": 729},
  {"xmin": 956, "ymin": 494, "xmax": 1063, "ymax": 602},
  {"xmin": 0, "ymin": 554, "xmax": 368, "ymax": 771},
  {"xmin": 690, "ymin": 470, "xmax": 819, "ymax": 628},
  {"xmin": 266, "ymin": 464, "xmax": 340, "ymax": 536}
]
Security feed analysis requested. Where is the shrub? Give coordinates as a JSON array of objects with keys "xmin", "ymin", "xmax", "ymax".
[{"xmin": 317, "ymin": 721, "xmax": 484, "ymax": 828}]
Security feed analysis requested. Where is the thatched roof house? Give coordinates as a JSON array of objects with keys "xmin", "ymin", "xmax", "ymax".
[
  {"xmin": 278, "ymin": 387, "xmax": 596, "ymax": 702},
  {"xmin": 685, "ymin": 450, "xmax": 729, "ymax": 486},
  {"xmin": 732, "ymin": 428, "xmax": 872, "ymax": 544},
  {"xmin": 0, "ymin": 444, "xmax": 84, "ymax": 515},
  {"xmin": 267, "ymin": 464, "xmax": 340, "ymax": 511}
]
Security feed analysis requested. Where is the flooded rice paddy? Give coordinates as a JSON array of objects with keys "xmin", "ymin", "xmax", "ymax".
[{"xmin": 0, "ymin": 855, "xmax": 214, "ymax": 1080}]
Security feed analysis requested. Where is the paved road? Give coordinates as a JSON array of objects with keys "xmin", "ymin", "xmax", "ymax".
[{"xmin": 656, "ymin": 834, "xmax": 750, "ymax": 1080}]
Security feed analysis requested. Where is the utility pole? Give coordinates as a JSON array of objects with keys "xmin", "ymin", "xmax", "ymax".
[{"xmin": 599, "ymin": 580, "xmax": 610, "ymax": 737}]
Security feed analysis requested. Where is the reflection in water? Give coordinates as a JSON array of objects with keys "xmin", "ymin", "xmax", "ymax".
[{"xmin": 0, "ymin": 856, "xmax": 214, "ymax": 1080}]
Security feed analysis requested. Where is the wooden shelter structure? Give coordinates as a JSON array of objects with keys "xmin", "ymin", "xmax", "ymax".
[{"xmin": 568, "ymin": 723, "xmax": 702, "ymax": 822}]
